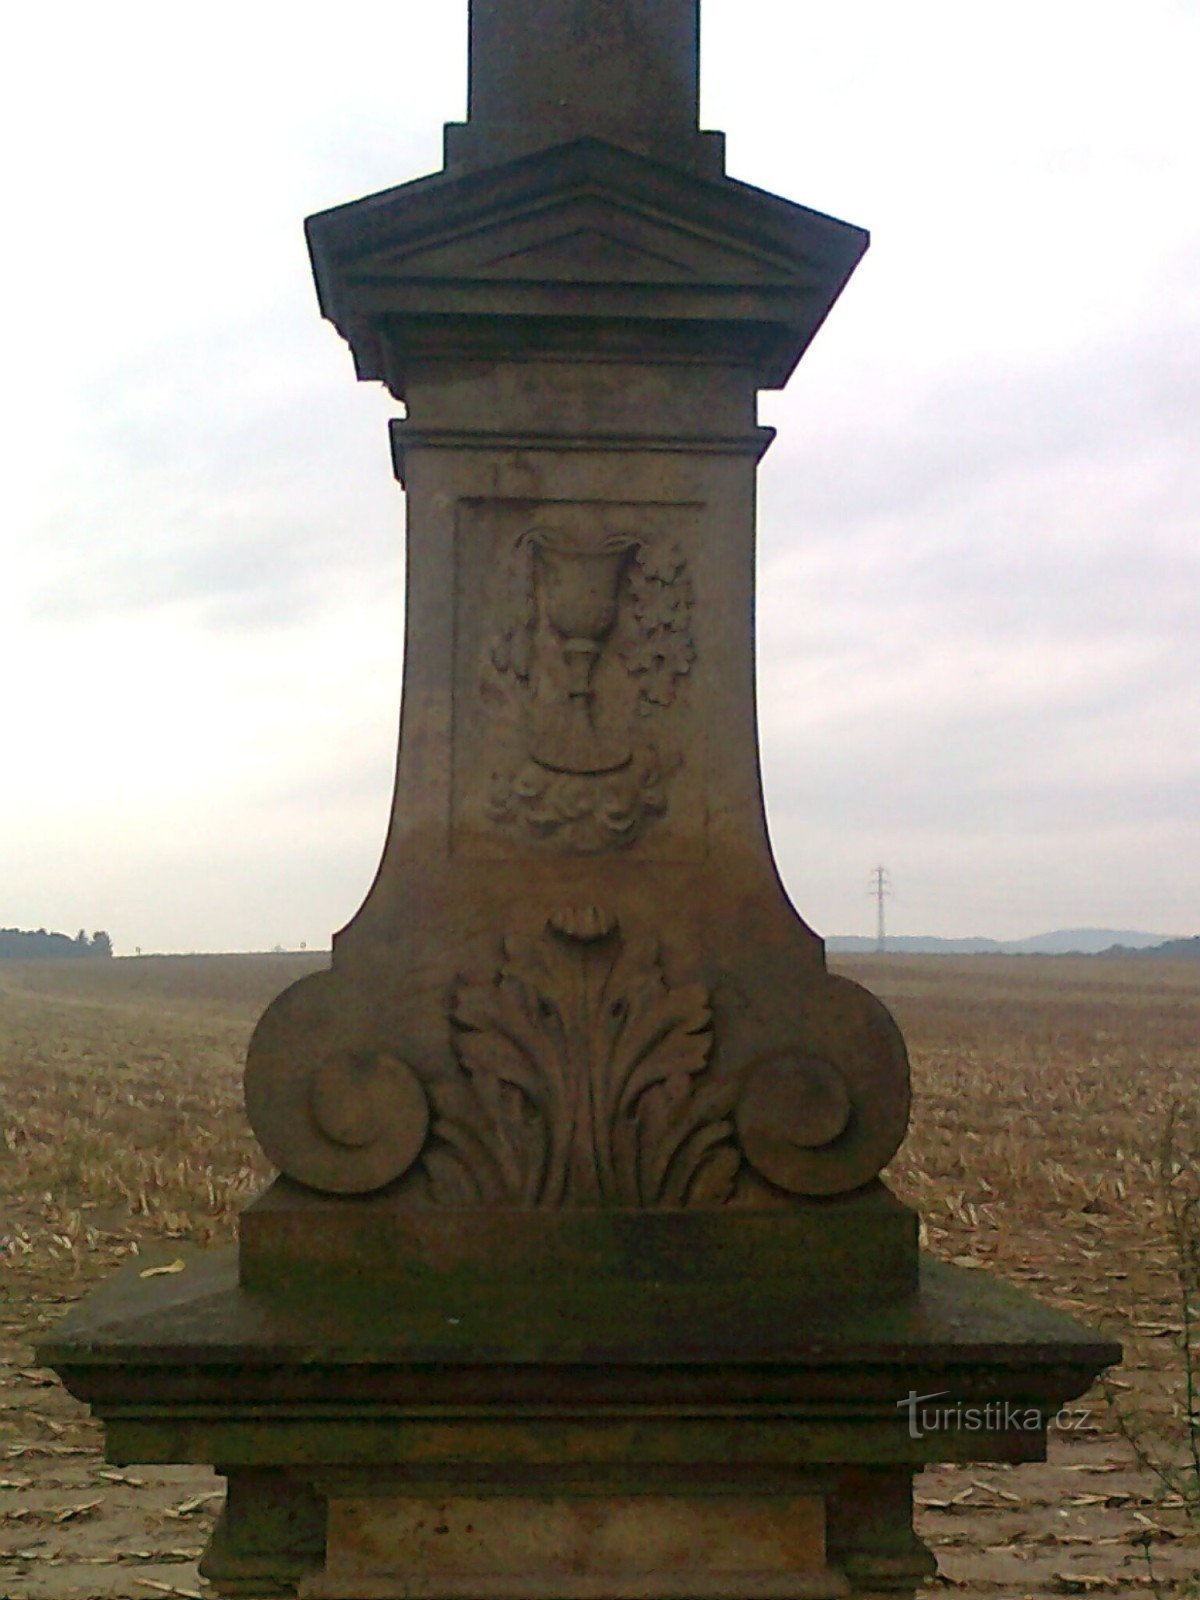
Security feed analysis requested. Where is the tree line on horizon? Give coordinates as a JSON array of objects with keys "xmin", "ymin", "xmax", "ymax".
[{"xmin": 0, "ymin": 927, "xmax": 113, "ymax": 960}]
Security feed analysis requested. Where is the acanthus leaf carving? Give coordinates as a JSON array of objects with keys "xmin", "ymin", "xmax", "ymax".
[{"xmin": 420, "ymin": 910, "xmax": 739, "ymax": 1208}]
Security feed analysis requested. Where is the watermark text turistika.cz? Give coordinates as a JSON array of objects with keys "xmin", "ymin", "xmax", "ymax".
[{"xmin": 898, "ymin": 1390, "xmax": 1093, "ymax": 1441}]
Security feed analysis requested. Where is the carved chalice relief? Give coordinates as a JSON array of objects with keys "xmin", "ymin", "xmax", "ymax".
[
  {"xmin": 483, "ymin": 522, "xmax": 695, "ymax": 851},
  {"xmin": 527, "ymin": 526, "xmax": 636, "ymax": 779}
]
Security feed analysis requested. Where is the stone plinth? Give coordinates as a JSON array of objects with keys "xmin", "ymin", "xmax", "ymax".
[
  {"xmin": 44, "ymin": 1247, "xmax": 1117, "ymax": 1598},
  {"xmin": 305, "ymin": 1493, "xmax": 833, "ymax": 1599},
  {"xmin": 39, "ymin": 2, "xmax": 1120, "ymax": 1595}
]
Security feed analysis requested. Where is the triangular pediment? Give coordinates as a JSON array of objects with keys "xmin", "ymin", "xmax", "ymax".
[
  {"xmin": 319, "ymin": 141, "xmax": 839, "ymax": 294},
  {"xmin": 348, "ymin": 192, "xmax": 810, "ymax": 290},
  {"xmin": 478, "ymin": 226, "xmax": 697, "ymax": 281},
  {"xmin": 306, "ymin": 139, "xmax": 868, "ymax": 390}
]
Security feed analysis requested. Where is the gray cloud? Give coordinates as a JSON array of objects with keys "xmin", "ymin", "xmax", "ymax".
[
  {"xmin": 7, "ymin": 0, "xmax": 1197, "ymax": 948},
  {"xmin": 750, "ymin": 285, "xmax": 1200, "ymax": 938},
  {"xmin": 28, "ymin": 315, "xmax": 402, "ymax": 632}
]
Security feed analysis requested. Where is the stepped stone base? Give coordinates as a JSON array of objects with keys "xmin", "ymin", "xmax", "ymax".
[{"xmin": 41, "ymin": 1218, "xmax": 1118, "ymax": 1600}]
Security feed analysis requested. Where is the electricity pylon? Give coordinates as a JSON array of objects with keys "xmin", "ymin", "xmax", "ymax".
[{"xmin": 870, "ymin": 866, "xmax": 891, "ymax": 953}]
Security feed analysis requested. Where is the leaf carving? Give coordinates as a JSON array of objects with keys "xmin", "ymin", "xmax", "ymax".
[
  {"xmin": 688, "ymin": 1144, "xmax": 742, "ymax": 1207},
  {"xmin": 423, "ymin": 913, "xmax": 738, "ymax": 1207}
]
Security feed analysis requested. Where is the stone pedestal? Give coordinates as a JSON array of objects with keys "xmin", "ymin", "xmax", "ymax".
[
  {"xmin": 305, "ymin": 1493, "xmax": 833, "ymax": 1600},
  {"xmin": 44, "ymin": 1239, "xmax": 1115, "ymax": 1599},
  {"xmin": 41, "ymin": 2, "xmax": 1120, "ymax": 1595}
]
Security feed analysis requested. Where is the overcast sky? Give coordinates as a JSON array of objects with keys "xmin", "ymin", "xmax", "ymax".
[{"xmin": 3, "ymin": 1, "xmax": 1196, "ymax": 953}]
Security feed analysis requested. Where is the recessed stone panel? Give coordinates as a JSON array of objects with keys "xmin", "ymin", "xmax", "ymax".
[
  {"xmin": 452, "ymin": 496, "xmax": 707, "ymax": 860},
  {"xmin": 303, "ymin": 1492, "xmax": 836, "ymax": 1600}
]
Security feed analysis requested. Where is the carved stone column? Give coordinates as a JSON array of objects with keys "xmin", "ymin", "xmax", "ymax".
[
  {"xmin": 248, "ymin": 0, "xmax": 905, "ymax": 1221},
  {"xmin": 41, "ymin": 4, "xmax": 1120, "ymax": 1597}
]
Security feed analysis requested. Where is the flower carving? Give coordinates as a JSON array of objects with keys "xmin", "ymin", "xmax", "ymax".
[{"xmin": 622, "ymin": 539, "xmax": 696, "ymax": 711}]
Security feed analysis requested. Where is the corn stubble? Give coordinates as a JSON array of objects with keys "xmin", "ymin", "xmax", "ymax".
[{"xmin": 1, "ymin": 949, "xmax": 1198, "ymax": 1595}]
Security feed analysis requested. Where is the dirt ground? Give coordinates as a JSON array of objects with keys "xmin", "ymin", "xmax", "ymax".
[{"xmin": 1, "ymin": 950, "xmax": 1198, "ymax": 1598}]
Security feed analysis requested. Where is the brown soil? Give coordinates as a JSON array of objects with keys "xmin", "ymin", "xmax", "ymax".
[{"xmin": 2, "ymin": 951, "xmax": 1198, "ymax": 1598}]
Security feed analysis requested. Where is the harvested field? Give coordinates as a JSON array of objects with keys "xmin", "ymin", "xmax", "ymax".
[{"xmin": 1, "ymin": 950, "xmax": 1198, "ymax": 1598}]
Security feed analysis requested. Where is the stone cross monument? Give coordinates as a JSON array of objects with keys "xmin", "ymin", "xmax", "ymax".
[{"xmin": 44, "ymin": 3, "xmax": 1119, "ymax": 1596}]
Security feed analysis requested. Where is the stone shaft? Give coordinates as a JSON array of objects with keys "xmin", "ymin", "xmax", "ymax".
[
  {"xmin": 446, "ymin": 0, "xmax": 724, "ymax": 173},
  {"xmin": 471, "ymin": 0, "xmax": 698, "ymax": 144}
]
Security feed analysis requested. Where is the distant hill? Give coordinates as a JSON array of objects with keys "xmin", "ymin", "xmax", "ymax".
[
  {"xmin": 826, "ymin": 928, "xmax": 1175, "ymax": 956},
  {"xmin": 828, "ymin": 935, "xmax": 1005, "ymax": 955},
  {"xmin": 1107, "ymin": 935, "xmax": 1200, "ymax": 958},
  {"xmin": 1005, "ymin": 928, "xmax": 1171, "ymax": 955}
]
